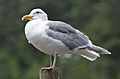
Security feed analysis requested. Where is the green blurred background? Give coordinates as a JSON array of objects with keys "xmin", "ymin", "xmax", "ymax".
[{"xmin": 0, "ymin": 0, "xmax": 120, "ymax": 79}]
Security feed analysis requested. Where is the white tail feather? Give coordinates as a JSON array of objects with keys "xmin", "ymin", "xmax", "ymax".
[
  {"xmin": 80, "ymin": 54, "xmax": 97, "ymax": 61},
  {"xmin": 79, "ymin": 49, "xmax": 100, "ymax": 61}
]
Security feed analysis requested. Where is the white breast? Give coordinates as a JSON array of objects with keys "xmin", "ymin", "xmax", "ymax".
[{"xmin": 25, "ymin": 20, "xmax": 70, "ymax": 55}]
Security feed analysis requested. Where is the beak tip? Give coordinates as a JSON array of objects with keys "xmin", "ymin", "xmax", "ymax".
[
  {"xmin": 21, "ymin": 16, "xmax": 26, "ymax": 21},
  {"xmin": 22, "ymin": 18, "xmax": 24, "ymax": 21},
  {"xmin": 21, "ymin": 15, "xmax": 32, "ymax": 21}
]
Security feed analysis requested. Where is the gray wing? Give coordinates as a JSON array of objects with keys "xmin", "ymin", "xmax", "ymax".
[{"xmin": 46, "ymin": 21, "xmax": 90, "ymax": 49}]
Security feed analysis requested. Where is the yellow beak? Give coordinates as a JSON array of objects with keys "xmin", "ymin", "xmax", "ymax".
[{"xmin": 22, "ymin": 15, "xmax": 33, "ymax": 21}]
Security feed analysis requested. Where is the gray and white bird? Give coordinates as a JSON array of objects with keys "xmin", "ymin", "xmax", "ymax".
[{"xmin": 22, "ymin": 8, "xmax": 111, "ymax": 68}]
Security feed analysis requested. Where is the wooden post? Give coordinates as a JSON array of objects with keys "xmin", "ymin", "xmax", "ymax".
[{"xmin": 39, "ymin": 67, "xmax": 62, "ymax": 79}]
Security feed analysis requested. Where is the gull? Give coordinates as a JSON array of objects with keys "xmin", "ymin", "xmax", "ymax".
[{"xmin": 22, "ymin": 8, "xmax": 111, "ymax": 68}]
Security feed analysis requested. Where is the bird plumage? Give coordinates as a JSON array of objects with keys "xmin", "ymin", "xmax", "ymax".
[
  {"xmin": 46, "ymin": 21, "xmax": 90, "ymax": 49},
  {"xmin": 22, "ymin": 9, "xmax": 111, "ymax": 68}
]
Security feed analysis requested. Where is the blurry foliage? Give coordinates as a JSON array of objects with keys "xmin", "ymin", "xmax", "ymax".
[{"xmin": 0, "ymin": 0, "xmax": 120, "ymax": 79}]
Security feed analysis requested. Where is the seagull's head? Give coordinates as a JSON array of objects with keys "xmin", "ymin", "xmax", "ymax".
[{"xmin": 22, "ymin": 9, "xmax": 48, "ymax": 21}]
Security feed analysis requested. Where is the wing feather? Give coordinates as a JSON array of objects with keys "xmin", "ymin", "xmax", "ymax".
[{"xmin": 46, "ymin": 21, "xmax": 90, "ymax": 49}]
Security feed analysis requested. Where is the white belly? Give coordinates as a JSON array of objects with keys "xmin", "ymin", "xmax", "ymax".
[
  {"xmin": 25, "ymin": 20, "xmax": 70, "ymax": 55},
  {"xmin": 29, "ymin": 33, "xmax": 70, "ymax": 55}
]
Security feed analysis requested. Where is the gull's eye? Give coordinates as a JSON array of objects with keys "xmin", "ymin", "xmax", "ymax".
[{"xmin": 36, "ymin": 11, "xmax": 41, "ymax": 14}]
